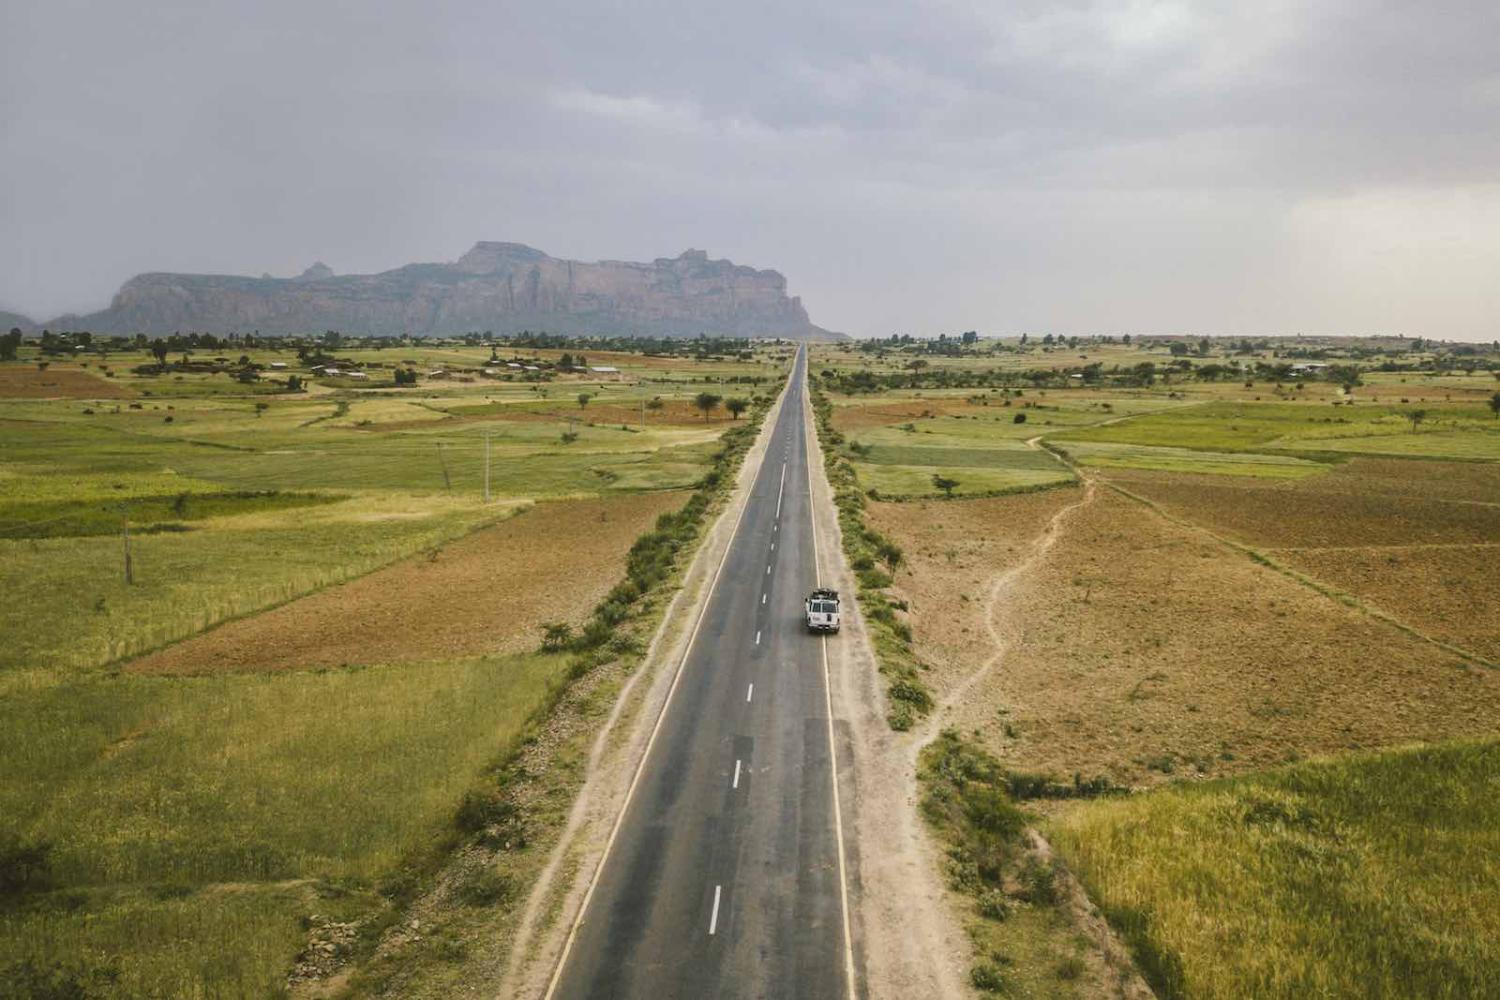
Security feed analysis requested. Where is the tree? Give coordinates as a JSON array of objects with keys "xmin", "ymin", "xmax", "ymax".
[
  {"xmin": 1408, "ymin": 408, "xmax": 1427, "ymax": 433},
  {"xmin": 645, "ymin": 397, "xmax": 664, "ymax": 411},
  {"xmin": 694, "ymin": 392, "xmax": 722, "ymax": 420},
  {"xmin": 1489, "ymin": 392, "xmax": 1500, "ymax": 418},
  {"xmin": 149, "ymin": 340, "xmax": 169, "ymax": 366},
  {"xmin": 1013, "ymin": 412, "xmax": 1027, "ymax": 424},
  {"xmin": 1197, "ymin": 337, "xmax": 1211, "ymax": 356},
  {"xmin": 0, "ymin": 328, "xmax": 20, "ymax": 361},
  {"xmin": 254, "ymin": 402, "xmax": 269, "ymax": 417},
  {"xmin": 577, "ymin": 392, "xmax": 592, "ymax": 409},
  {"xmin": 540, "ymin": 622, "xmax": 573, "ymax": 651},
  {"xmin": 725, "ymin": 397, "xmax": 749, "ymax": 420},
  {"xmin": 931, "ymin": 474, "xmax": 959, "ymax": 498},
  {"xmin": 286, "ymin": 375, "xmax": 304, "ymax": 392}
]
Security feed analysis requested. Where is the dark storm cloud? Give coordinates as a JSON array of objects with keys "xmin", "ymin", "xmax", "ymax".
[{"xmin": 3, "ymin": 0, "xmax": 1498, "ymax": 337}]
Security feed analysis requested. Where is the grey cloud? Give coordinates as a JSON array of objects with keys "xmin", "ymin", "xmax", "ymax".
[{"xmin": 3, "ymin": 0, "xmax": 1497, "ymax": 338}]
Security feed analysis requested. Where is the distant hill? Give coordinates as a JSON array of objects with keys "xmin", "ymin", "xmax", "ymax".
[
  {"xmin": 1, "ymin": 309, "xmax": 36, "ymax": 333},
  {"xmin": 50, "ymin": 243, "xmax": 842, "ymax": 339}
]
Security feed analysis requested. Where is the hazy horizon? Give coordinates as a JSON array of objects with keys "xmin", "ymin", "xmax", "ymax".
[{"xmin": 4, "ymin": 1, "xmax": 1499, "ymax": 342}]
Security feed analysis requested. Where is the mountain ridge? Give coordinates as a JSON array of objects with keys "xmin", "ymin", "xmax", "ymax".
[{"xmin": 46, "ymin": 242, "xmax": 842, "ymax": 339}]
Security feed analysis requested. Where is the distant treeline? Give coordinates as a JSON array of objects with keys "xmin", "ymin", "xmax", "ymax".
[
  {"xmin": 819, "ymin": 356, "xmax": 1498, "ymax": 394},
  {"xmin": 8, "ymin": 328, "xmax": 762, "ymax": 359}
]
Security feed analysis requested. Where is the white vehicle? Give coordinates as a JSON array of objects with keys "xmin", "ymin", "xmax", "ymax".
[{"xmin": 805, "ymin": 588, "xmax": 841, "ymax": 633}]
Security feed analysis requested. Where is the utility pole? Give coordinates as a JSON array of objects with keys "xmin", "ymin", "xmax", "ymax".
[
  {"xmin": 483, "ymin": 429, "xmax": 491, "ymax": 502},
  {"xmin": 122, "ymin": 514, "xmax": 133, "ymax": 585},
  {"xmin": 437, "ymin": 443, "xmax": 452, "ymax": 493}
]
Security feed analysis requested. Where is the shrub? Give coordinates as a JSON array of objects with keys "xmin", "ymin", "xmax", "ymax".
[
  {"xmin": 455, "ymin": 865, "xmax": 512, "ymax": 907},
  {"xmin": 0, "ymin": 834, "xmax": 51, "ymax": 897},
  {"xmin": 971, "ymin": 962, "xmax": 1011, "ymax": 993}
]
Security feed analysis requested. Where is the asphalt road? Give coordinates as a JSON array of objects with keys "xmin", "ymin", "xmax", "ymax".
[{"xmin": 547, "ymin": 346, "xmax": 857, "ymax": 999}]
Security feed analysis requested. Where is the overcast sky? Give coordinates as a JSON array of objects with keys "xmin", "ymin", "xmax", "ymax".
[{"xmin": 3, "ymin": 1, "xmax": 1498, "ymax": 340}]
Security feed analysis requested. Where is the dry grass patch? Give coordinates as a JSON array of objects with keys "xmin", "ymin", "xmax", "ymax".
[
  {"xmin": 830, "ymin": 397, "xmax": 989, "ymax": 433},
  {"xmin": 865, "ymin": 490, "xmax": 1081, "ymax": 699},
  {"xmin": 0, "ymin": 365, "xmax": 133, "ymax": 399},
  {"xmin": 1268, "ymin": 544, "xmax": 1500, "ymax": 664},
  {"xmin": 935, "ymin": 489, "xmax": 1499, "ymax": 786},
  {"xmin": 129, "ymin": 492, "xmax": 687, "ymax": 675},
  {"xmin": 1107, "ymin": 460, "xmax": 1500, "ymax": 548}
]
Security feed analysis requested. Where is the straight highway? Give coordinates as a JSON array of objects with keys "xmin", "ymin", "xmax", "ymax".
[{"xmin": 547, "ymin": 346, "xmax": 858, "ymax": 999}]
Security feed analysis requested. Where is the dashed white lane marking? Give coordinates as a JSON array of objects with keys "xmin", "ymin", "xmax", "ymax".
[
  {"xmin": 762, "ymin": 593, "xmax": 767, "ymax": 605},
  {"xmin": 709, "ymin": 885, "xmax": 722, "ymax": 935},
  {"xmin": 755, "ymin": 630, "xmax": 761, "ymax": 645},
  {"xmin": 732, "ymin": 759, "xmax": 742, "ymax": 789},
  {"xmin": 766, "ymin": 564, "xmax": 771, "ymax": 575},
  {"xmin": 746, "ymin": 683, "xmax": 754, "ymax": 703}
]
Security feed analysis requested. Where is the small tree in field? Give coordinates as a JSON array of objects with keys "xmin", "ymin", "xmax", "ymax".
[
  {"xmin": 694, "ymin": 392, "xmax": 722, "ymax": 420},
  {"xmin": 1408, "ymin": 408, "xmax": 1427, "ymax": 433},
  {"xmin": 932, "ymin": 474, "xmax": 959, "ymax": 498},
  {"xmin": 540, "ymin": 622, "xmax": 573, "ymax": 651},
  {"xmin": 1013, "ymin": 412, "xmax": 1027, "ymax": 424},
  {"xmin": 646, "ymin": 397, "xmax": 664, "ymax": 412},
  {"xmin": 1489, "ymin": 392, "xmax": 1500, "ymax": 418},
  {"xmin": 577, "ymin": 392, "xmax": 592, "ymax": 410},
  {"xmin": 726, "ymin": 397, "xmax": 749, "ymax": 420}
]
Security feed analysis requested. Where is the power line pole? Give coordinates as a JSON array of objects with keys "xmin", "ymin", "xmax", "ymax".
[
  {"xmin": 483, "ymin": 429, "xmax": 491, "ymax": 502},
  {"xmin": 122, "ymin": 514, "xmax": 133, "ymax": 585},
  {"xmin": 437, "ymin": 443, "xmax": 452, "ymax": 493}
]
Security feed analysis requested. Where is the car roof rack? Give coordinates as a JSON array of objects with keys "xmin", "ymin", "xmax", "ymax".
[{"xmin": 809, "ymin": 587, "xmax": 840, "ymax": 600}]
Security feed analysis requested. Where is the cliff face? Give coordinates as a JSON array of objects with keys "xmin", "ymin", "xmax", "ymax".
[{"xmin": 57, "ymin": 243, "xmax": 841, "ymax": 339}]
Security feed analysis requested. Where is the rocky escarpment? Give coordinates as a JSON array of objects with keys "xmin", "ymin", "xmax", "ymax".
[{"xmin": 54, "ymin": 243, "xmax": 841, "ymax": 339}]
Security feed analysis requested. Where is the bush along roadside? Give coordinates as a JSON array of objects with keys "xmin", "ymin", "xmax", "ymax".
[
  {"xmin": 336, "ymin": 390, "xmax": 779, "ymax": 995},
  {"xmin": 808, "ymin": 380, "xmax": 933, "ymax": 730},
  {"xmin": 920, "ymin": 729, "xmax": 1128, "ymax": 996}
]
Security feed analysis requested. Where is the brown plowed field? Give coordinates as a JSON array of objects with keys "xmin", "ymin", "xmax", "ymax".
[
  {"xmin": 830, "ymin": 398, "xmax": 986, "ymax": 433},
  {"xmin": 877, "ymin": 486, "xmax": 1500, "ymax": 787},
  {"xmin": 1107, "ymin": 460, "xmax": 1500, "ymax": 548},
  {"xmin": 128, "ymin": 491, "xmax": 688, "ymax": 675},
  {"xmin": 0, "ymin": 365, "xmax": 133, "ymax": 399}
]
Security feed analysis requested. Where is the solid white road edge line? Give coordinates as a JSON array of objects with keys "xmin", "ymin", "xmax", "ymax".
[
  {"xmin": 805, "ymin": 354, "xmax": 859, "ymax": 1000},
  {"xmin": 541, "ymin": 356, "xmax": 797, "ymax": 1000},
  {"xmin": 776, "ymin": 461, "xmax": 787, "ymax": 518}
]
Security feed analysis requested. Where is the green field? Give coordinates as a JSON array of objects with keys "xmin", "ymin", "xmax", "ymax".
[
  {"xmin": 1051, "ymin": 739, "xmax": 1500, "ymax": 999},
  {"xmin": 1, "ymin": 343, "xmax": 782, "ymax": 996},
  {"xmin": 1, "ymin": 651, "xmax": 569, "ymax": 996}
]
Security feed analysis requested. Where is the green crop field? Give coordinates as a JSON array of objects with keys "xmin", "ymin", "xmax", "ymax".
[
  {"xmin": 0, "ymin": 651, "xmax": 569, "ymax": 996},
  {"xmin": 1, "ymin": 340, "xmax": 784, "ymax": 996},
  {"xmin": 1051, "ymin": 739, "xmax": 1500, "ymax": 1000}
]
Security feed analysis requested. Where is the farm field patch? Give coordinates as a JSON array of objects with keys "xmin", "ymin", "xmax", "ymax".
[
  {"xmin": 1105, "ymin": 462, "xmax": 1500, "ymax": 548},
  {"xmin": 1267, "ymin": 543, "xmax": 1500, "ymax": 664},
  {"xmin": 883, "ymin": 487, "xmax": 1499, "ymax": 785},
  {"xmin": 130, "ymin": 491, "xmax": 688, "ymax": 675},
  {"xmin": 1059, "ymin": 440, "xmax": 1330, "ymax": 478},
  {"xmin": 0, "ymin": 649, "xmax": 570, "ymax": 995},
  {"xmin": 1051, "ymin": 739, "xmax": 1500, "ymax": 1000},
  {"xmin": 0, "ymin": 365, "xmax": 133, "ymax": 399}
]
